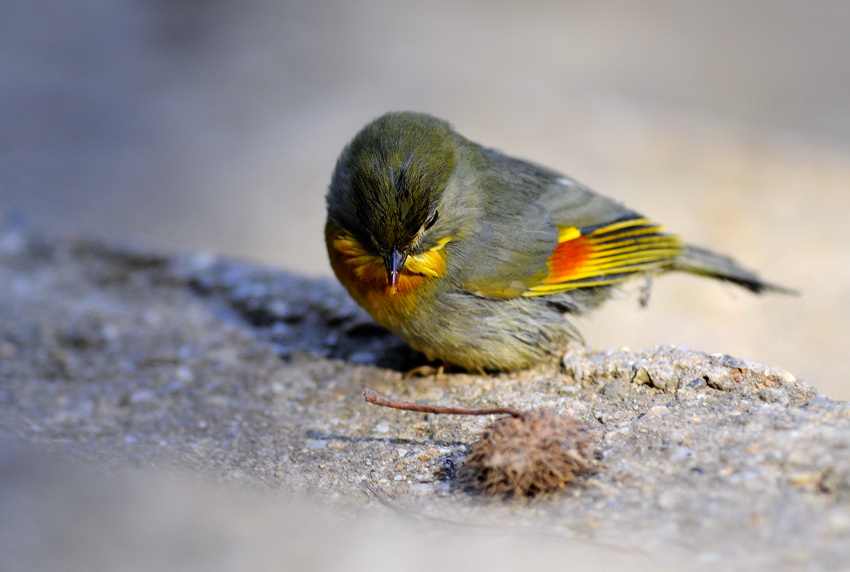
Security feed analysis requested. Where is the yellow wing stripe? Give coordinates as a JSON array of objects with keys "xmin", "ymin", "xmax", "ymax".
[{"xmin": 523, "ymin": 218, "xmax": 685, "ymax": 297}]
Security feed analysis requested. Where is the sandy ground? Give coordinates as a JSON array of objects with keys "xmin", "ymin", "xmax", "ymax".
[{"xmin": 1, "ymin": 225, "xmax": 849, "ymax": 571}]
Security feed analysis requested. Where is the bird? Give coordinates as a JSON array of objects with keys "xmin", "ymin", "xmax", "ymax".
[{"xmin": 325, "ymin": 111, "xmax": 793, "ymax": 372}]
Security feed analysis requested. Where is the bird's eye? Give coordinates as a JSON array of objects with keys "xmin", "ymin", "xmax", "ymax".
[{"xmin": 424, "ymin": 210, "xmax": 439, "ymax": 230}]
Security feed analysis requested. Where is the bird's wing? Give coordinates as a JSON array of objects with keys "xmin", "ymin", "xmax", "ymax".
[
  {"xmin": 461, "ymin": 158, "xmax": 684, "ymax": 298},
  {"xmin": 522, "ymin": 214, "xmax": 685, "ymax": 296}
]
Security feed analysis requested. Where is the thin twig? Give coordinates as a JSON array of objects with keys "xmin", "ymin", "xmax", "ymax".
[{"xmin": 364, "ymin": 388, "xmax": 521, "ymax": 417}]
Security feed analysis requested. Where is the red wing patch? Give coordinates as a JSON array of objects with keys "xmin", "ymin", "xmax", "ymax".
[{"xmin": 524, "ymin": 217, "xmax": 685, "ymax": 296}]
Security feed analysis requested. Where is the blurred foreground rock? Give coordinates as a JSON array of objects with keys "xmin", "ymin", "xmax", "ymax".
[{"xmin": 1, "ymin": 223, "xmax": 849, "ymax": 571}]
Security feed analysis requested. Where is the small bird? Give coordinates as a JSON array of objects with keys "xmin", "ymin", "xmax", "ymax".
[{"xmin": 325, "ymin": 112, "xmax": 792, "ymax": 372}]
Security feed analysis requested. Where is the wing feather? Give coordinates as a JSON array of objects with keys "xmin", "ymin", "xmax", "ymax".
[{"xmin": 523, "ymin": 217, "xmax": 685, "ymax": 296}]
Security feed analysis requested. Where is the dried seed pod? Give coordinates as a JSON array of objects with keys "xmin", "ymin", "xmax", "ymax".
[
  {"xmin": 461, "ymin": 409, "xmax": 595, "ymax": 498},
  {"xmin": 362, "ymin": 389, "xmax": 597, "ymax": 498}
]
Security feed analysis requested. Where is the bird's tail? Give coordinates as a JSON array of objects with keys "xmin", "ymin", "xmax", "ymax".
[{"xmin": 671, "ymin": 245, "xmax": 797, "ymax": 295}]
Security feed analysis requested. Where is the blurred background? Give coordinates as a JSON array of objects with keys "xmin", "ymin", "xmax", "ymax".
[{"xmin": 2, "ymin": 0, "xmax": 849, "ymax": 398}]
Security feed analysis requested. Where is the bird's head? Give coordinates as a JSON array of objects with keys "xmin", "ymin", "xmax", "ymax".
[{"xmin": 327, "ymin": 112, "xmax": 464, "ymax": 291}]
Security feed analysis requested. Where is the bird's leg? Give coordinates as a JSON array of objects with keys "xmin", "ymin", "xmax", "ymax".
[
  {"xmin": 403, "ymin": 363, "xmax": 445, "ymax": 379},
  {"xmin": 638, "ymin": 271, "xmax": 654, "ymax": 307}
]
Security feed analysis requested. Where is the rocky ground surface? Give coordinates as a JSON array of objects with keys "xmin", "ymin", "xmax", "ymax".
[{"xmin": 2, "ymin": 222, "xmax": 849, "ymax": 571}]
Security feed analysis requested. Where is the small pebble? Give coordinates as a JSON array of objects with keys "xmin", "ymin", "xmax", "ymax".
[
  {"xmin": 129, "ymin": 390, "xmax": 156, "ymax": 404},
  {"xmin": 647, "ymin": 406, "xmax": 671, "ymax": 417},
  {"xmin": 348, "ymin": 351, "xmax": 376, "ymax": 365},
  {"xmin": 175, "ymin": 366, "xmax": 194, "ymax": 383}
]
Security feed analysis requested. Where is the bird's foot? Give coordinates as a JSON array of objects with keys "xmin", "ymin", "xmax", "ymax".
[{"xmin": 402, "ymin": 363, "xmax": 446, "ymax": 379}]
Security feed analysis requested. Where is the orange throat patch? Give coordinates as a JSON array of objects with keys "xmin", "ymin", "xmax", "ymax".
[{"xmin": 327, "ymin": 229, "xmax": 450, "ymax": 320}]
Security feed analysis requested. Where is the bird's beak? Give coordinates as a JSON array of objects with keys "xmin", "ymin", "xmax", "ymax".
[{"xmin": 383, "ymin": 245, "xmax": 408, "ymax": 294}]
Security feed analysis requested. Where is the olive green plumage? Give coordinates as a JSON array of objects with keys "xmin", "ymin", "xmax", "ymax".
[
  {"xmin": 325, "ymin": 111, "xmax": 792, "ymax": 372},
  {"xmin": 338, "ymin": 114, "xmax": 457, "ymax": 256}
]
